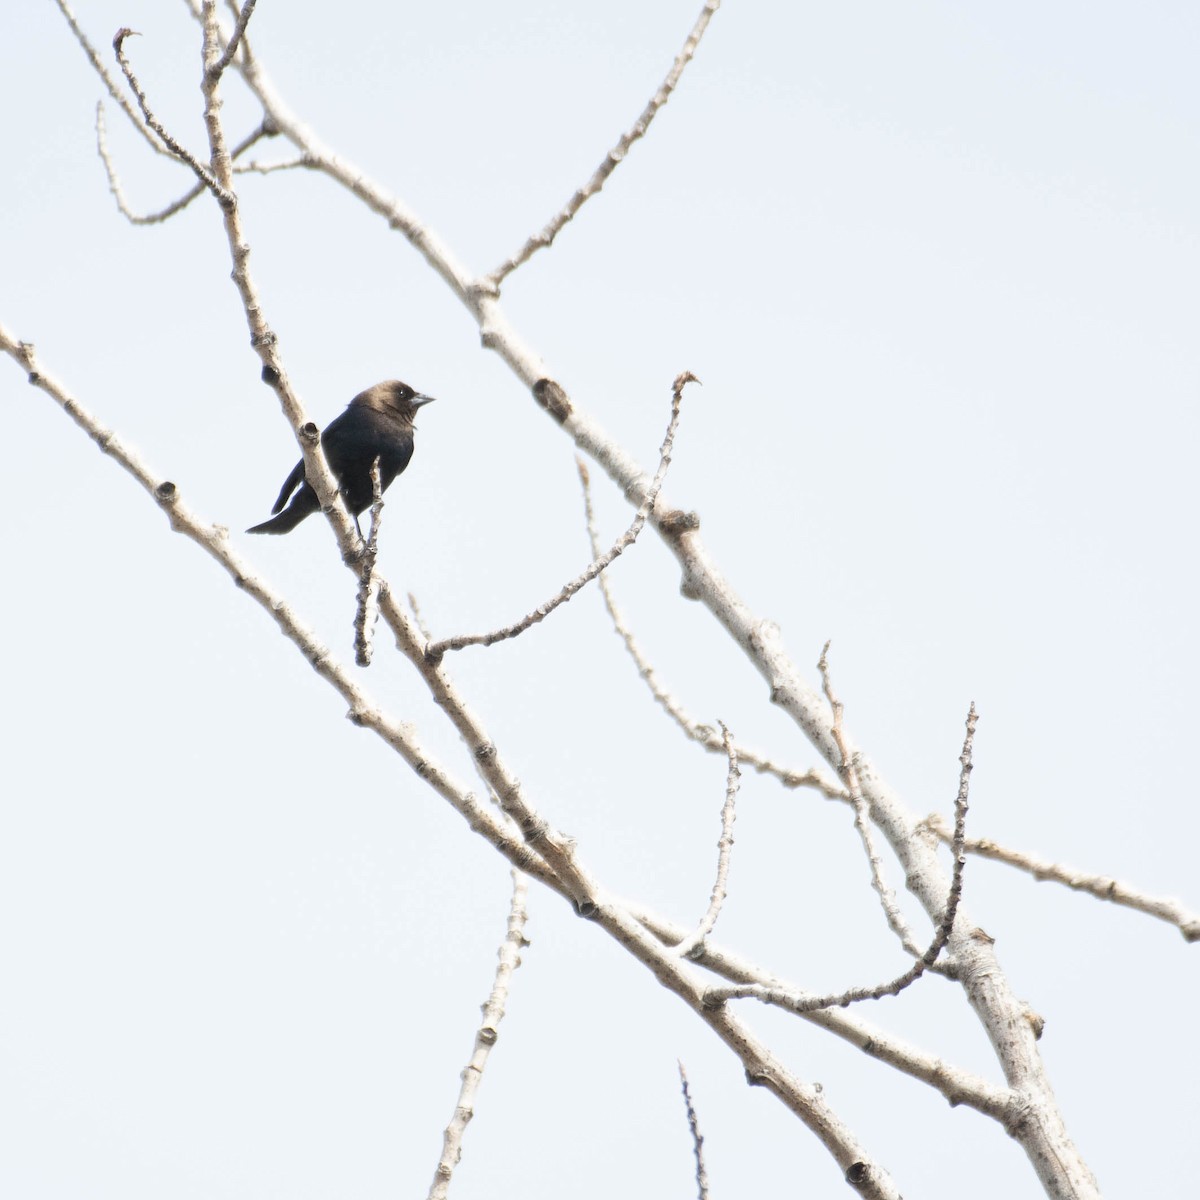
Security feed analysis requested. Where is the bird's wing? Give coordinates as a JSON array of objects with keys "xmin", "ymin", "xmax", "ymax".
[{"xmin": 270, "ymin": 459, "xmax": 306, "ymax": 515}]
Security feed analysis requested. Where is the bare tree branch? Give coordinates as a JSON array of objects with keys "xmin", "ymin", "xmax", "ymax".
[
  {"xmin": 704, "ymin": 705, "xmax": 975, "ymax": 1013},
  {"xmin": 677, "ymin": 1062, "xmax": 711, "ymax": 1200},
  {"xmin": 632, "ymin": 904, "xmax": 1015, "ymax": 1121},
  {"xmin": 819, "ymin": 643, "xmax": 924, "ymax": 956},
  {"xmin": 112, "ymin": 27, "xmax": 233, "ymax": 205},
  {"xmin": 426, "ymin": 372, "xmax": 695, "ymax": 659},
  {"xmin": 484, "ymin": 0, "xmax": 722, "ymax": 290},
  {"xmin": 577, "ymin": 455, "xmax": 846, "ymax": 799},
  {"xmin": 207, "ymin": 0, "xmax": 256, "ymax": 80},
  {"xmin": 54, "ymin": 0, "xmax": 170, "ymax": 156},
  {"xmin": 920, "ymin": 814, "xmax": 1200, "ymax": 942},
  {"xmin": 675, "ymin": 723, "xmax": 740, "ymax": 960},
  {"xmin": 96, "ymin": 102, "xmax": 272, "ymax": 225},
  {"xmin": 353, "ymin": 458, "xmax": 385, "ymax": 667},
  {"xmin": 234, "ymin": 154, "xmax": 314, "ymax": 175},
  {"xmin": 406, "ymin": 592, "xmax": 434, "ymax": 643},
  {"xmin": 427, "ymin": 871, "xmax": 530, "ymax": 1200}
]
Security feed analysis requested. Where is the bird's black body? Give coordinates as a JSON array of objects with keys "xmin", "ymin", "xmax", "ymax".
[{"xmin": 247, "ymin": 380, "xmax": 434, "ymax": 535}]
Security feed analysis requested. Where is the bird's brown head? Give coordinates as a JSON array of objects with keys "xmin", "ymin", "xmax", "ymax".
[{"xmin": 352, "ymin": 379, "xmax": 436, "ymax": 425}]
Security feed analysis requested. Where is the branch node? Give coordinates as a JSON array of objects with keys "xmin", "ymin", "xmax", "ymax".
[
  {"xmin": 532, "ymin": 377, "xmax": 572, "ymax": 424},
  {"xmin": 845, "ymin": 1162, "xmax": 871, "ymax": 1188},
  {"xmin": 469, "ymin": 277, "xmax": 501, "ymax": 302},
  {"xmin": 660, "ymin": 508, "xmax": 700, "ymax": 536}
]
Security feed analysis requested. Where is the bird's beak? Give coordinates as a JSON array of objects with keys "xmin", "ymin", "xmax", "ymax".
[{"xmin": 412, "ymin": 394, "xmax": 436, "ymax": 409}]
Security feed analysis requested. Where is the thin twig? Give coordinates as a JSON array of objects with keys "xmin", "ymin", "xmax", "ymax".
[
  {"xmin": 943, "ymin": 703, "xmax": 975, "ymax": 936},
  {"xmin": 427, "ymin": 372, "xmax": 696, "ymax": 658},
  {"xmin": 112, "ymin": 27, "xmax": 234, "ymax": 205},
  {"xmin": 353, "ymin": 458, "xmax": 385, "ymax": 667},
  {"xmin": 920, "ymin": 813, "xmax": 1200, "ymax": 943},
  {"xmin": 234, "ymin": 154, "xmax": 315, "ymax": 175},
  {"xmin": 819, "ymin": 642, "xmax": 923, "ymax": 956},
  {"xmin": 675, "ymin": 723, "xmax": 740, "ymax": 959},
  {"xmin": 484, "ymin": 0, "xmax": 721, "ymax": 290},
  {"xmin": 577, "ymin": 456, "xmax": 846, "ymax": 800},
  {"xmin": 704, "ymin": 706, "xmax": 977, "ymax": 1013},
  {"xmin": 629, "ymin": 905, "xmax": 1015, "ymax": 1121},
  {"xmin": 427, "ymin": 871, "xmax": 530, "ymax": 1200},
  {"xmin": 96, "ymin": 104, "xmax": 271, "ymax": 225},
  {"xmin": 677, "ymin": 1062, "xmax": 711, "ymax": 1200},
  {"xmin": 407, "ymin": 593, "xmax": 434, "ymax": 643},
  {"xmin": 208, "ymin": 0, "xmax": 256, "ymax": 80},
  {"xmin": 54, "ymin": 0, "xmax": 169, "ymax": 156}
]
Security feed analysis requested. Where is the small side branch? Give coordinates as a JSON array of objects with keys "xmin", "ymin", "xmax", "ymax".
[
  {"xmin": 427, "ymin": 372, "xmax": 695, "ymax": 658},
  {"xmin": 819, "ymin": 643, "xmax": 922, "ymax": 955},
  {"xmin": 921, "ymin": 814, "xmax": 1200, "ymax": 943},
  {"xmin": 677, "ymin": 1062, "xmax": 711, "ymax": 1200},
  {"xmin": 676, "ymin": 723, "xmax": 740, "ymax": 959},
  {"xmin": 234, "ymin": 154, "xmax": 315, "ymax": 176},
  {"xmin": 577, "ymin": 456, "xmax": 845, "ymax": 799},
  {"xmin": 207, "ymin": 0, "xmax": 256, "ymax": 80},
  {"xmin": 353, "ymin": 458, "xmax": 385, "ymax": 667},
  {"xmin": 630, "ymin": 903, "xmax": 1014, "ymax": 1121},
  {"xmin": 54, "ymin": 0, "xmax": 170, "ymax": 156},
  {"xmin": 112, "ymin": 27, "xmax": 234, "ymax": 206},
  {"xmin": 406, "ymin": 592, "xmax": 434, "ymax": 643},
  {"xmin": 484, "ymin": 0, "xmax": 721, "ymax": 289},
  {"xmin": 427, "ymin": 871, "xmax": 530, "ymax": 1200},
  {"xmin": 96, "ymin": 104, "xmax": 272, "ymax": 225},
  {"xmin": 704, "ymin": 706, "xmax": 977, "ymax": 1013}
]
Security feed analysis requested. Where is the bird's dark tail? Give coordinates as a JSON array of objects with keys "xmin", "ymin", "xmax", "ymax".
[{"xmin": 246, "ymin": 485, "xmax": 320, "ymax": 534}]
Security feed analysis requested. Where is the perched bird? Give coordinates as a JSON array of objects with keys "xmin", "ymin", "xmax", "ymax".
[{"xmin": 247, "ymin": 380, "xmax": 434, "ymax": 536}]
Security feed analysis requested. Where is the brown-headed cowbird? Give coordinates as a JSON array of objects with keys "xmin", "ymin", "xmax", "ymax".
[{"xmin": 247, "ymin": 380, "xmax": 434, "ymax": 535}]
